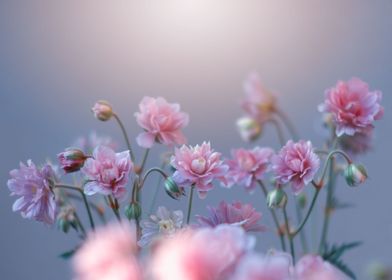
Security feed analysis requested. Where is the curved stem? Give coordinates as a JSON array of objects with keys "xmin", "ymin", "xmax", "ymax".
[
  {"xmin": 317, "ymin": 150, "xmax": 352, "ymax": 186},
  {"xmin": 186, "ymin": 187, "xmax": 195, "ymax": 224},
  {"xmin": 275, "ymin": 108, "xmax": 299, "ymax": 141},
  {"xmin": 283, "ymin": 206, "xmax": 295, "ymax": 263},
  {"xmin": 112, "ymin": 113, "xmax": 135, "ymax": 162},
  {"xmin": 139, "ymin": 167, "xmax": 168, "ymax": 191},
  {"xmin": 148, "ymin": 163, "xmax": 167, "ymax": 215},
  {"xmin": 267, "ymin": 118, "xmax": 286, "ymax": 146}
]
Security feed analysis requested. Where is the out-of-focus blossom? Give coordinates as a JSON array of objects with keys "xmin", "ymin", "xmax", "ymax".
[
  {"xmin": 230, "ymin": 252, "xmax": 293, "ymax": 280},
  {"xmin": 57, "ymin": 148, "xmax": 87, "ymax": 173},
  {"xmin": 224, "ymin": 147, "xmax": 274, "ymax": 192},
  {"xmin": 56, "ymin": 205, "xmax": 77, "ymax": 233},
  {"xmin": 91, "ymin": 100, "xmax": 113, "ymax": 121},
  {"xmin": 81, "ymin": 146, "xmax": 132, "ymax": 199},
  {"xmin": 171, "ymin": 142, "xmax": 228, "ymax": 199},
  {"xmin": 150, "ymin": 224, "xmax": 254, "ymax": 280},
  {"xmin": 339, "ymin": 127, "xmax": 373, "ymax": 156},
  {"xmin": 319, "ymin": 78, "xmax": 383, "ymax": 137},
  {"xmin": 73, "ymin": 222, "xmax": 142, "ymax": 280},
  {"xmin": 135, "ymin": 96, "xmax": 189, "ymax": 148},
  {"xmin": 196, "ymin": 201, "xmax": 265, "ymax": 232},
  {"xmin": 241, "ymin": 72, "xmax": 277, "ymax": 122},
  {"xmin": 236, "ymin": 117, "xmax": 262, "ymax": 142},
  {"xmin": 295, "ymin": 255, "xmax": 349, "ymax": 280},
  {"xmin": 74, "ymin": 132, "xmax": 118, "ymax": 154},
  {"xmin": 272, "ymin": 140, "xmax": 320, "ymax": 195},
  {"xmin": 7, "ymin": 160, "xmax": 57, "ymax": 225},
  {"xmin": 138, "ymin": 206, "xmax": 183, "ymax": 247}
]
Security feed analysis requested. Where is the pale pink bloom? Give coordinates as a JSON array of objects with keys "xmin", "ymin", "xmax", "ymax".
[
  {"xmin": 135, "ymin": 96, "xmax": 189, "ymax": 148},
  {"xmin": 224, "ymin": 147, "xmax": 274, "ymax": 192},
  {"xmin": 339, "ymin": 127, "xmax": 373, "ymax": 156},
  {"xmin": 81, "ymin": 146, "xmax": 132, "ymax": 199},
  {"xmin": 91, "ymin": 100, "xmax": 113, "ymax": 121},
  {"xmin": 319, "ymin": 78, "xmax": 383, "ymax": 137},
  {"xmin": 74, "ymin": 132, "xmax": 118, "ymax": 154},
  {"xmin": 242, "ymin": 72, "xmax": 277, "ymax": 122},
  {"xmin": 272, "ymin": 140, "xmax": 320, "ymax": 194},
  {"xmin": 7, "ymin": 160, "xmax": 57, "ymax": 225},
  {"xmin": 196, "ymin": 201, "xmax": 265, "ymax": 232},
  {"xmin": 170, "ymin": 142, "xmax": 229, "ymax": 199},
  {"xmin": 231, "ymin": 252, "xmax": 293, "ymax": 280},
  {"xmin": 73, "ymin": 222, "xmax": 142, "ymax": 280},
  {"xmin": 295, "ymin": 255, "xmax": 349, "ymax": 280},
  {"xmin": 150, "ymin": 225, "xmax": 254, "ymax": 280}
]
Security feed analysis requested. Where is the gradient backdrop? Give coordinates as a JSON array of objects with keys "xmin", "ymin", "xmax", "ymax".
[{"xmin": 0, "ymin": 1, "xmax": 391, "ymax": 279}]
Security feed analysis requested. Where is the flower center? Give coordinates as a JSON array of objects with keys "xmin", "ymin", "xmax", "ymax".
[
  {"xmin": 158, "ymin": 219, "xmax": 175, "ymax": 234},
  {"xmin": 191, "ymin": 157, "xmax": 207, "ymax": 174},
  {"xmin": 239, "ymin": 155, "xmax": 256, "ymax": 172}
]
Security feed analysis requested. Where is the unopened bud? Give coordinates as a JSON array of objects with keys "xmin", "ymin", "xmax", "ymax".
[
  {"xmin": 92, "ymin": 100, "xmax": 113, "ymax": 121},
  {"xmin": 56, "ymin": 206, "xmax": 77, "ymax": 233},
  {"xmin": 236, "ymin": 117, "xmax": 262, "ymax": 142},
  {"xmin": 164, "ymin": 177, "xmax": 185, "ymax": 200},
  {"xmin": 344, "ymin": 163, "xmax": 367, "ymax": 187},
  {"xmin": 125, "ymin": 202, "xmax": 142, "ymax": 221},
  {"xmin": 267, "ymin": 188, "xmax": 288, "ymax": 209},
  {"xmin": 57, "ymin": 148, "xmax": 87, "ymax": 173}
]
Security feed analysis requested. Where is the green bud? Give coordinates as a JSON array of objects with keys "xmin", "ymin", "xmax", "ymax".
[
  {"xmin": 125, "ymin": 202, "xmax": 142, "ymax": 221},
  {"xmin": 92, "ymin": 100, "xmax": 113, "ymax": 121},
  {"xmin": 164, "ymin": 177, "xmax": 185, "ymax": 200},
  {"xmin": 344, "ymin": 163, "xmax": 367, "ymax": 187},
  {"xmin": 266, "ymin": 188, "xmax": 288, "ymax": 209}
]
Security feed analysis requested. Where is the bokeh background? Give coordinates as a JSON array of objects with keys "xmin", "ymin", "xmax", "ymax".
[{"xmin": 1, "ymin": 0, "xmax": 391, "ymax": 279}]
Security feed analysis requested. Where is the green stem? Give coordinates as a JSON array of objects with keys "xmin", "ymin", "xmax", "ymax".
[
  {"xmin": 139, "ymin": 148, "xmax": 150, "ymax": 174},
  {"xmin": 148, "ymin": 162, "xmax": 167, "ymax": 215},
  {"xmin": 74, "ymin": 212, "xmax": 86, "ymax": 237},
  {"xmin": 275, "ymin": 108, "xmax": 299, "ymax": 141},
  {"xmin": 283, "ymin": 206, "xmax": 295, "ymax": 263},
  {"xmin": 186, "ymin": 187, "xmax": 195, "ymax": 224},
  {"xmin": 267, "ymin": 118, "xmax": 285, "ymax": 146},
  {"xmin": 317, "ymin": 150, "xmax": 352, "ymax": 187},
  {"xmin": 113, "ymin": 113, "xmax": 135, "ymax": 162},
  {"xmin": 139, "ymin": 167, "xmax": 168, "ymax": 191},
  {"xmin": 295, "ymin": 199, "xmax": 309, "ymax": 253},
  {"xmin": 107, "ymin": 195, "xmax": 121, "ymax": 221},
  {"xmin": 66, "ymin": 193, "xmax": 106, "ymax": 224}
]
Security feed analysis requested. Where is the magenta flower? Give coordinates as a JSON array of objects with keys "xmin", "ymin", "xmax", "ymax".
[
  {"xmin": 241, "ymin": 72, "xmax": 277, "ymax": 122},
  {"xmin": 81, "ymin": 146, "xmax": 132, "ymax": 199},
  {"xmin": 170, "ymin": 142, "xmax": 229, "ymax": 198},
  {"xmin": 196, "ymin": 201, "xmax": 265, "ymax": 232},
  {"xmin": 135, "ymin": 96, "xmax": 189, "ymax": 148},
  {"xmin": 7, "ymin": 160, "xmax": 57, "ymax": 225},
  {"xmin": 272, "ymin": 140, "xmax": 320, "ymax": 194},
  {"xmin": 73, "ymin": 222, "xmax": 142, "ymax": 280},
  {"xmin": 224, "ymin": 147, "xmax": 274, "ymax": 192},
  {"xmin": 319, "ymin": 78, "xmax": 383, "ymax": 137},
  {"xmin": 295, "ymin": 255, "xmax": 349, "ymax": 280},
  {"xmin": 57, "ymin": 148, "xmax": 87, "ymax": 173},
  {"xmin": 150, "ymin": 225, "xmax": 254, "ymax": 280}
]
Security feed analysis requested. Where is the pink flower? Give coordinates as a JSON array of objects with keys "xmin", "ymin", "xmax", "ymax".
[
  {"xmin": 170, "ymin": 142, "xmax": 229, "ymax": 199},
  {"xmin": 74, "ymin": 132, "xmax": 118, "ymax": 154},
  {"xmin": 73, "ymin": 222, "xmax": 142, "ymax": 280},
  {"xmin": 91, "ymin": 100, "xmax": 113, "ymax": 121},
  {"xmin": 319, "ymin": 78, "xmax": 383, "ymax": 137},
  {"xmin": 224, "ymin": 147, "xmax": 274, "ymax": 192},
  {"xmin": 7, "ymin": 160, "xmax": 57, "ymax": 225},
  {"xmin": 272, "ymin": 140, "xmax": 320, "ymax": 194},
  {"xmin": 196, "ymin": 201, "xmax": 265, "ymax": 232},
  {"xmin": 150, "ymin": 225, "xmax": 254, "ymax": 280},
  {"xmin": 135, "ymin": 97, "xmax": 189, "ymax": 148},
  {"xmin": 242, "ymin": 72, "xmax": 277, "ymax": 122},
  {"xmin": 295, "ymin": 255, "xmax": 349, "ymax": 280},
  {"xmin": 81, "ymin": 146, "xmax": 132, "ymax": 199},
  {"xmin": 57, "ymin": 148, "xmax": 87, "ymax": 173}
]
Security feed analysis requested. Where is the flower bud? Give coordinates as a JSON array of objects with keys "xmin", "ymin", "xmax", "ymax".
[
  {"xmin": 57, "ymin": 148, "xmax": 87, "ymax": 173},
  {"xmin": 125, "ymin": 202, "xmax": 142, "ymax": 221},
  {"xmin": 266, "ymin": 188, "xmax": 288, "ymax": 209},
  {"xmin": 344, "ymin": 163, "xmax": 367, "ymax": 187},
  {"xmin": 164, "ymin": 177, "xmax": 185, "ymax": 200},
  {"xmin": 236, "ymin": 117, "xmax": 262, "ymax": 142},
  {"xmin": 56, "ymin": 206, "xmax": 77, "ymax": 233},
  {"xmin": 92, "ymin": 100, "xmax": 113, "ymax": 121}
]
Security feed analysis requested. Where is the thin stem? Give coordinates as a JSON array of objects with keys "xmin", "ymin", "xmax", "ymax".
[
  {"xmin": 186, "ymin": 187, "xmax": 195, "ymax": 224},
  {"xmin": 139, "ymin": 148, "xmax": 150, "ymax": 174},
  {"xmin": 148, "ymin": 162, "xmax": 167, "ymax": 215},
  {"xmin": 257, "ymin": 180, "xmax": 286, "ymax": 251},
  {"xmin": 66, "ymin": 193, "xmax": 106, "ymax": 223},
  {"xmin": 54, "ymin": 184, "xmax": 95, "ymax": 230},
  {"xmin": 295, "ymin": 199, "xmax": 309, "ymax": 253},
  {"xmin": 267, "ymin": 118, "xmax": 285, "ymax": 146},
  {"xmin": 275, "ymin": 108, "xmax": 299, "ymax": 141},
  {"xmin": 316, "ymin": 150, "xmax": 352, "ymax": 188},
  {"xmin": 107, "ymin": 195, "xmax": 121, "ymax": 222},
  {"xmin": 112, "ymin": 113, "xmax": 135, "ymax": 162},
  {"xmin": 283, "ymin": 206, "xmax": 295, "ymax": 263},
  {"xmin": 139, "ymin": 167, "xmax": 168, "ymax": 191},
  {"xmin": 74, "ymin": 212, "xmax": 86, "ymax": 237}
]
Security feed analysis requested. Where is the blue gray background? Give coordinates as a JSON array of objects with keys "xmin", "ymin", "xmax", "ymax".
[{"xmin": 0, "ymin": 1, "xmax": 391, "ymax": 279}]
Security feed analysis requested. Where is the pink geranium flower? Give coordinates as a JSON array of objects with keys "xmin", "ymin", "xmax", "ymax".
[
  {"xmin": 196, "ymin": 201, "xmax": 265, "ymax": 232},
  {"xmin": 81, "ymin": 146, "xmax": 132, "ymax": 199},
  {"xmin": 242, "ymin": 72, "xmax": 277, "ymax": 122},
  {"xmin": 73, "ymin": 222, "xmax": 142, "ymax": 280},
  {"xmin": 272, "ymin": 140, "xmax": 320, "ymax": 194},
  {"xmin": 224, "ymin": 147, "xmax": 274, "ymax": 192},
  {"xmin": 7, "ymin": 160, "xmax": 57, "ymax": 225},
  {"xmin": 135, "ymin": 97, "xmax": 189, "ymax": 148},
  {"xmin": 150, "ymin": 225, "xmax": 254, "ymax": 280},
  {"xmin": 295, "ymin": 255, "xmax": 349, "ymax": 280},
  {"xmin": 319, "ymin": 78, "xmax": 383, "ymax": 137},
  {"xmin": 170, "ymin": 142, "xmax": 229, "ymax": 198}
]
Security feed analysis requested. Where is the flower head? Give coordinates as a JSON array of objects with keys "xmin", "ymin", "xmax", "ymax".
[
  {"xmin": 7, "ymin": 160, "xmax": 57, "ymax": 225},
  {"xmin": 295, "ymin": 255, "xmax": 349, "ymax": 280},
  {"xmin": 224, "ymin": 147, "xmax": 274, "ymax": 192},
  {"xmin": 57, "ymin": 148, "xmax": 87, "ymax": 173},
  {"xmin": 92, "ymin": 100, "xmax": 113, "ymax": 121},
  {"xmin": 135, "ymin": 97, "xmax": 189, "ymax": 148},
  {"xmin": 138, "ymin": 206, "xmax": 183, "ymax": 247},
  {"xmin": 272, "ymin": 140, "xmax": 320, "ymax": 194},
  {"xmin": 171, "ymin": 142, "xmax": 228, "ymax": 198},
  {"xmin": 319, "ymin": 78, "xmax": 383, "ymax": 137},
  {"xmin": 81, "ymin": 146, "xmax": 132, "ymax": 199},
  {"xmin": 241, "ymin": 72, "xmax": 277, "ymax": 122},
  {"xmin": 73, "ymin": 222, "xmax": 142, "ymax": 280},
  {"xmin": 236, "ymin": 117, "xmax": 262, "ymax": 142}
]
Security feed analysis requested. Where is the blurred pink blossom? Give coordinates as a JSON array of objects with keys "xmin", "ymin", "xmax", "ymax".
[
  {"xmin": 319, "ymin": 78, "xmax": 383, "ymax": 137},
  {"xmin": 135, "ymin": 96, "xmax": 189, "ymax": 148},
  {"xmin": 81, "ymin": 146, "xmax": 132, "ymax": 199},
  {"xmin": 339, "ymin": 127, "xmax": 373, "ymax": 156},
  {"xmin": 272, "ymin": 140, "xmax": 320, "ymax": 194},
  {"xmin": 74, "ymin": 132, "xmax": 118, "ymax": 154},
  {"xmin": 170, "ymin": 142, "xmax": 228, "ymax": 198},
  {"xmin": 295, "ymin": 255, "xmax": 349, "ymax": 280}
]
